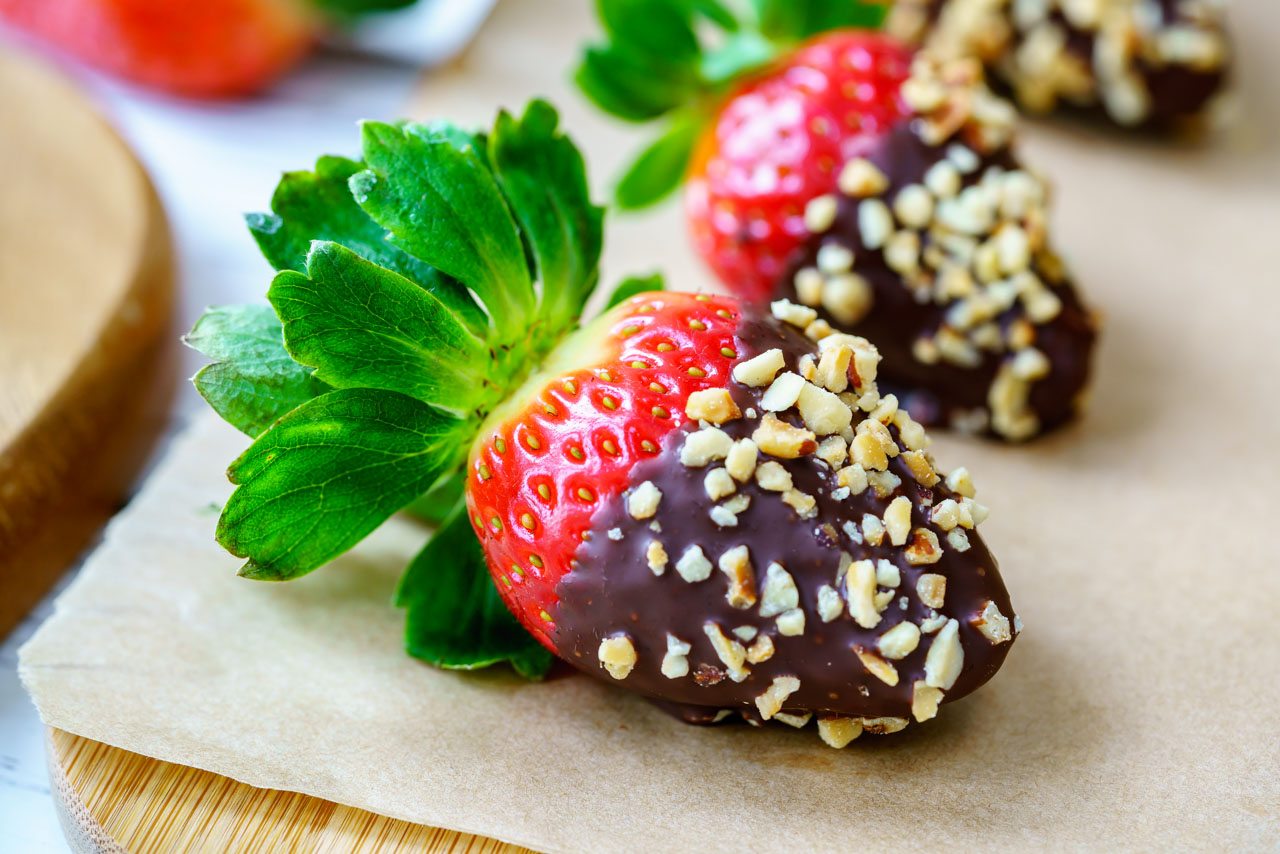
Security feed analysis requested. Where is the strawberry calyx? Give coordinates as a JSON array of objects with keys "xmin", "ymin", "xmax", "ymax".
[
  {"xmin": 575, "ymin": 0, "xmax": 890, "ymax": 210},
  {"xmin": 186, "ymin": 100, "xmax": 645, "ymax": 677}
]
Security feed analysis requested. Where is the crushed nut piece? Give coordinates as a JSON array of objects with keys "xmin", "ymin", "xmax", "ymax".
[
  {"xmin": 946, "ymin": 467, "xmax": 976, "ymax": 498},
  {"xmin": 718, "ymin": 545, "xmax": 757, "ymax": 609},
  {"xmin": 781, "ymin": 489, "xmax": 818, "ymax": 519},
  {"xmin": 754, "ymin": 461, "xmax": 793, "ymax": 492},
  {"xmin": 662, "ymin": 634, "xmax": 691, "ymax": 679},
  {"xmin": 771, "ymin": 299, "xmax": 818, "ymax": 329},
  {"xmin": 817, "ymin": 585, "xmax": 843, "ymax": 622},
  {"xmin": 838, "ymin": 157, "xmax": 889, "ymax": 196},
  {"xmin": 745, "ymin": 633, "xmax": 775, "ymax": 664},
  {"xmin": 837, "ymin": 464, "xmax": 869, "ymax": 495},
  {"xmin": 627, "ymin": 481, "xmax": 662, "ymax": 520},
  {"xmin": 846, "ymin": 559, "xmax": 880, "ymax": 629},
  {"xmin": 685, "ymin": 388, "xmax": 741, "ymax": 424},
  {"xmin": 817, "ymin": 716, "xmax": 863, "ymax": 748},
  {"xmin": 773, "ymin": 712, "xmax": 812, "ymax": 729},
  {"xmin": 816, "ymin": 435, "xmax": 849, "ymax": 469},
  {"xmin": 704, "ymin": 467, "xmax": 736, "ymax": 501},
  {"xmin": 917, "ymin": 573, "xmax": 947, "ymax": 609},
  {"xmin": 855, "ymin": 647, "xmax": 900, "ymax": 686},
  {"xmin": 598, "ymin": 636, "xmax": 636, "ymax": 680},
  {"xmin": 732, "ymin": 348, "xmax": 786, "ymax": 387},
  {"xmin": 879, "ymin": 622, "xmax": 923, "ymax": 660},
  {"xmin": 679, "ymin": 427, "xmax": 733, "ymax": 467},
  {"xmin": 857, "ymin": 716, "xmax": 909, "ymax": 735},
  {"xmin": 761, "ymin": 371, "xmax": 806, "ymax": 411},
  {"xmin": 675, "ymin": 545, "xmax": 713, "ymax": 582},
  {"xmin": 796, "ymin": 382, "xmax": 853, "ymax": 436},
  {"xmin": 884, "ymin": 495, "xmax": 914, "ymax": 547},
  {"xmin": 776, "ymin": 608, "xmax": 805, "ymax": 636},
  {"xmin": 804, "ymin": 194, "xmax": 838, "ymax": 233},
  {"xmin": 974, "ymin": 600, "xmax": 1013, "ymax": 644},
  {"xmin": 759, "ymin": 562, "xmax": 800, "ymax": 617},
  {"xmin": 725, "ymin": 438, "xmax": 758, "ymax": 482},
  {"xmin": 924, "ymin": 619, "xmax": 964, "ymax": 690},
  {"xmin": 646, "ymin": 540, "xmax": 668, "ymax": 575},
  {"xmin": 755, "ymin": 676, "xmax": 801, "ymax": 721},
  {"xmin": 904, "ymin": 528, "xmax": 943, "ymax": 564},
  {"xmin": 703, "ymin": 622, "xmax": 749, "ymax": 682},
  {"xmin": 912, "ymin": 681, "xmax": 944, "ymax": 722},
  {"xmin": 947, "ymin": 528, "xmax": 971, "ymax": 552},
  {"xmin": 753, "ymin": 414, "xmax": 818, "ymax": 458}
]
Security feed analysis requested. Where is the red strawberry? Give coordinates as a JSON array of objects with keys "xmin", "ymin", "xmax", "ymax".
[
  {"xmin": 685, "ymin": 31, "xmax": 915, "ymax": 301},
  {"xmin": 466, "ymin": 290, "xmax": 1020, "ymax": 738},
  {"xmin": 0, "ymin": 0, "xmax": 317, "ymax": 97},
  {"xmin": 201, "ymin": 100, "xmax": 1021, "ymax": 746},
  {"xmin": 579, "ymin": 8, "xmax": 1099, "ymax": 442}
]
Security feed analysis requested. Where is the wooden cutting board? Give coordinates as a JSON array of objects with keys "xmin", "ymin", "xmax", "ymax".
[
  {"xmin": 47, "ymin": 730, "xmax": 532, "ymax": 854},
  {"xmin": 0, "ymin": 49, "xmax": 175, "ymax": 637}
]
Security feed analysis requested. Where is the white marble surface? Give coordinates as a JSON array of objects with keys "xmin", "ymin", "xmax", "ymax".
[{"xmin": 0, "ymin": 2, "xmax": 492, "ymax": 849}]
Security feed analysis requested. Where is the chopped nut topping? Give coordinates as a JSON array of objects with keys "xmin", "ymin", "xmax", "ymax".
[
  {"xmin": 904, "ymin": 528, "xmax": 943, "ymax": 565},
  {"xmin": 725, "ymin": 438, "xmax": 758, "ymax": 482},
  {"xmin": 675, "ymin": 545, "xmax": 713, "ymax": 583},
  {"xmin": 817, "ymin": 716, "xmax": 863, "ymax": 748},
  {"xmin": 846, "ymin": 559, "xmax": 881, "ymax": 629},
  {"xmin": 862, "ymin": 513, "xmax": 886, "ymax": 547},
  {"xmin": 917, "ymin": 573, "xmax": 947, "ymax": 609},
  {"xmin": 816, "ymin": 344, "xmax": 853, "ymax": 394},
  {"xmin": 795, "ymin": 267, "xmax": 825, "ymax": 305},
  {"xmin": 679, "ymin": 426, "xmax": 734, "ymax": 467},
  {"xmin": 759, "ymin": 562, "xmax": 800, "ymax": 618},
  {"xmin": 884, "ymin": 495, "xmax": 914, "ymax": 547},
  {"xmin": 947, "ymin": 528, "xmax": 971, "ymax": 552},
  {"xmin": 875, "ymin": 560, "xmax": 901, "ymax": 588},
  {"xmin": 857, "ymin": 716, "xmax": 909, "ymax": 735},
  {"xmin": 646, "ymin": 540, "xmax": 668, "ymax": 575},
  {"xmin": 796, "ymin": 382, "xmax": 854, "ymax": 436},
  {"xmin": 973, "ymin": 600, "xmax": 1013, "ymax": 644},
  {"xmin": 817, "ymin": 584, "xmax": 844, "ymax": 622},
  {"xmin": 703, "ymin": 622, "xmax": 749, "ymax": 682},
  {"xmin": 815, "ymin": 436, "xmax": 849, "ymax": 469},
  {"xmin": 820, "ymin": 273, "xmax": 873, "ymax": 326},
  {"xmin": 754, "ymin": 461, "xmax": 793, "ymax": 492},
  {"xmin": 761, "ymin": 371, "xmax": 806, "ymax": 411},
  {"xmin": 855, "ymin": 646, "xmax": 900, "ymax": 686},
  {"xmin": 901, "ymin": 450, "xmax": 939, "ymax": 486},
  {"xmin": 718, "ymin": 545, "xmax": 757, "ymax": 609},
  {"xmin": 781, "ymin": 489, "xmax": 818, "ymax": 519},
  {"xmin": 752, "ymin": 414, "xmax": 818, "ymax": 459},
  {"xmin": 838, "ymin": 157, "xmax": 889, "ymax": 197},
  {"xmin": 598, "ymin": 636, "xmax": 636, "ymax": 680},
  {"xmin": 627, "ymin": 481, "xmax": 663, "ymax": 521},
  {"xmin": 804, "ymin": 194, "xmax": 838, "ymax": 233},
  {"xmin": 704, "ymin": 467, "xmax": 736, "ymax": 501},
  {"xmin": 893, "ymin": 183, "xmax": 935, "ymax": 229},
  {"xmin": 924, "ymin": 618, "xmax": 964, "ymax": 690},
  {"xmin": 931, "ymin": 498, "xmax": 962, "ymax": 531},
  {"xmin": 685, "ymin": 388, "xmax": 741, "ymax": 424},
  {"xmin": 912, "ymin": 681, "xmax": 944, "ymax": 722},
  {"xmin": 879, "ymin": 621, "xmax": 923, "ymax": 660},
  {"xmin": 732, "ymin": 625, "xmax": 758, "ymax": 641},
  {"xmin": 661, "ymin": 634, "xmax": 691, "ymax": 679},
  {"xmin": 837, "ymin": 464, "xmax": 869, "ymax": 495},
  {"xmin": 773, "ymin": 712, "xmax": 812, "ymax": 729},
  {"xmin": 732, "ymin": 348, "xmax": 786, "ymax": 388},
  {"xmin": 755, "ymin": 676, "xmax": 801, "ymax": 721},
  {"xmin": 771, "ymin": 299, "xmax": 818, "ymax": 329},
  {"xmin": 709, "ymin": 505, "xmax": 738, "ymax": 528},
  {"xmin": 745, "ymin": 633, "xmax": 775, "ymax": 664},
  {"xmin": 722, "ymin": 493, "xmax": 751, "ymax": 515},
  {"xmin": 945, "ymin": 466, "xmax": 976, "ymax": 498},
  {"xmin": 776, "ymin": 608, "xmax": 805, "ymax": 636},
  {"xmin": 816, "ymin": 242, "xmax": 855, "ymax": 273}
]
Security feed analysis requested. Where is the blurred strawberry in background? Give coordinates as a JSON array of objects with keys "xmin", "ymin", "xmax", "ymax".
[{"xmin": 0, "ymin": 0, "xmax": 418, "ymax": 97}]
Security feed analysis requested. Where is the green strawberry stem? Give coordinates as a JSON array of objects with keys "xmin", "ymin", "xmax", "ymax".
[
  {"xmin": 183, "ymin": 100, "xmax": 653, "ymax": 679},
  {"xmin": 576, "ymin": 0, "xmax": 889, "ymax": 209}
]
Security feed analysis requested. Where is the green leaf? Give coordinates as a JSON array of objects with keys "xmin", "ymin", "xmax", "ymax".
[
  {"xmin": 247, "ymin": 155, "xmax": 487, "ymax": 338},
  {"xmin": 488, "ymin": 100, "xmax": 604, "ymax": 331},
  {"xmin": 614, "ymin": 114, "xmax": 702, "ymax": 210},
  {"xmin": 606, "ymin": 272, "xmax": 666, "ymax": 309},
  {"xmin": 310, "ymin": 0, "xmax": 418, "ymax": 15},
  {"xmin": 396, "ymin": 506, "xmax": 552, "ymax": 679},
  {"xmin": 575, "ymin": 46, "xmax": 702, "ymax": 123},
  {"xmin": 403, "ymin": 470, "xmax": 466, "ymax": 526},
  {"xmin": 217, "ymin": 388, "xmax": 467, "ymax": 581},
  {"xmin": 268, "ymin": 242, "xmax": 489, "ymax": 415},
  {"xmin": 700, "ymin": 29, "xmax": 776, "ymax": 85},
  {"xmin": 750, "ymin": 0, "xmax": 887, "ymax": 41},
  {"xmin": 595, "ymin": 0, "xmax": 701, "ymax": 62},
  {"xmin": 184, "ymin": 304, "xmax": 329, "ymax": 437},
  {"xmin": 351, "ymin": 122, "xmax": 535, "ymax": 345},
  {"xmin": 692, "ymin": 0, "xmax": 740, "ymax": 30}
]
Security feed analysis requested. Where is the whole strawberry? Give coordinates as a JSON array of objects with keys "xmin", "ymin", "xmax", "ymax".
[
  {"xmin": 189, "ymin": 101, "xmax": 1020, "ymax": 746},
  {"xmin": 0, "ymin": 0, "xmax": 416, "ymax": 97},
  {"xmin": 577, "ymin": 0, "xmax": 1099, "ymax": 441}
]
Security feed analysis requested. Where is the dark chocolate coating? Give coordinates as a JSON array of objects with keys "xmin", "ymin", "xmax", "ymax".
[
  {"xmin": 919, "ymin": 0, "xmax": 1227, "ymax": 130},
  {"xmin": 552, "ymin": 314, "xmax": 1017, "ymax": 724},
  {"xmin": 779, "ymin": 122, "xmax": 1097, "ymax": 437}
]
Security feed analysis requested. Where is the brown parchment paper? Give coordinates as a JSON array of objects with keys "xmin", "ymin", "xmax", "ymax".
[{"xmin": 20, "ymin": 0, "xmax": 1280, "ymax": 849}]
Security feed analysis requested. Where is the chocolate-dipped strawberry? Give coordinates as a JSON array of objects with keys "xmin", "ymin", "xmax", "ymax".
[
  {"xmin": 576, "ymin": 2, "xmax": 1098, "ymax": 440},
  {"xmin": 188, "ymin": 101, "xmax": 1020, "ymax": 747},
  {"xmin": 888, "ymin": 0, "xmax": 1230, "ymax": 132}
]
